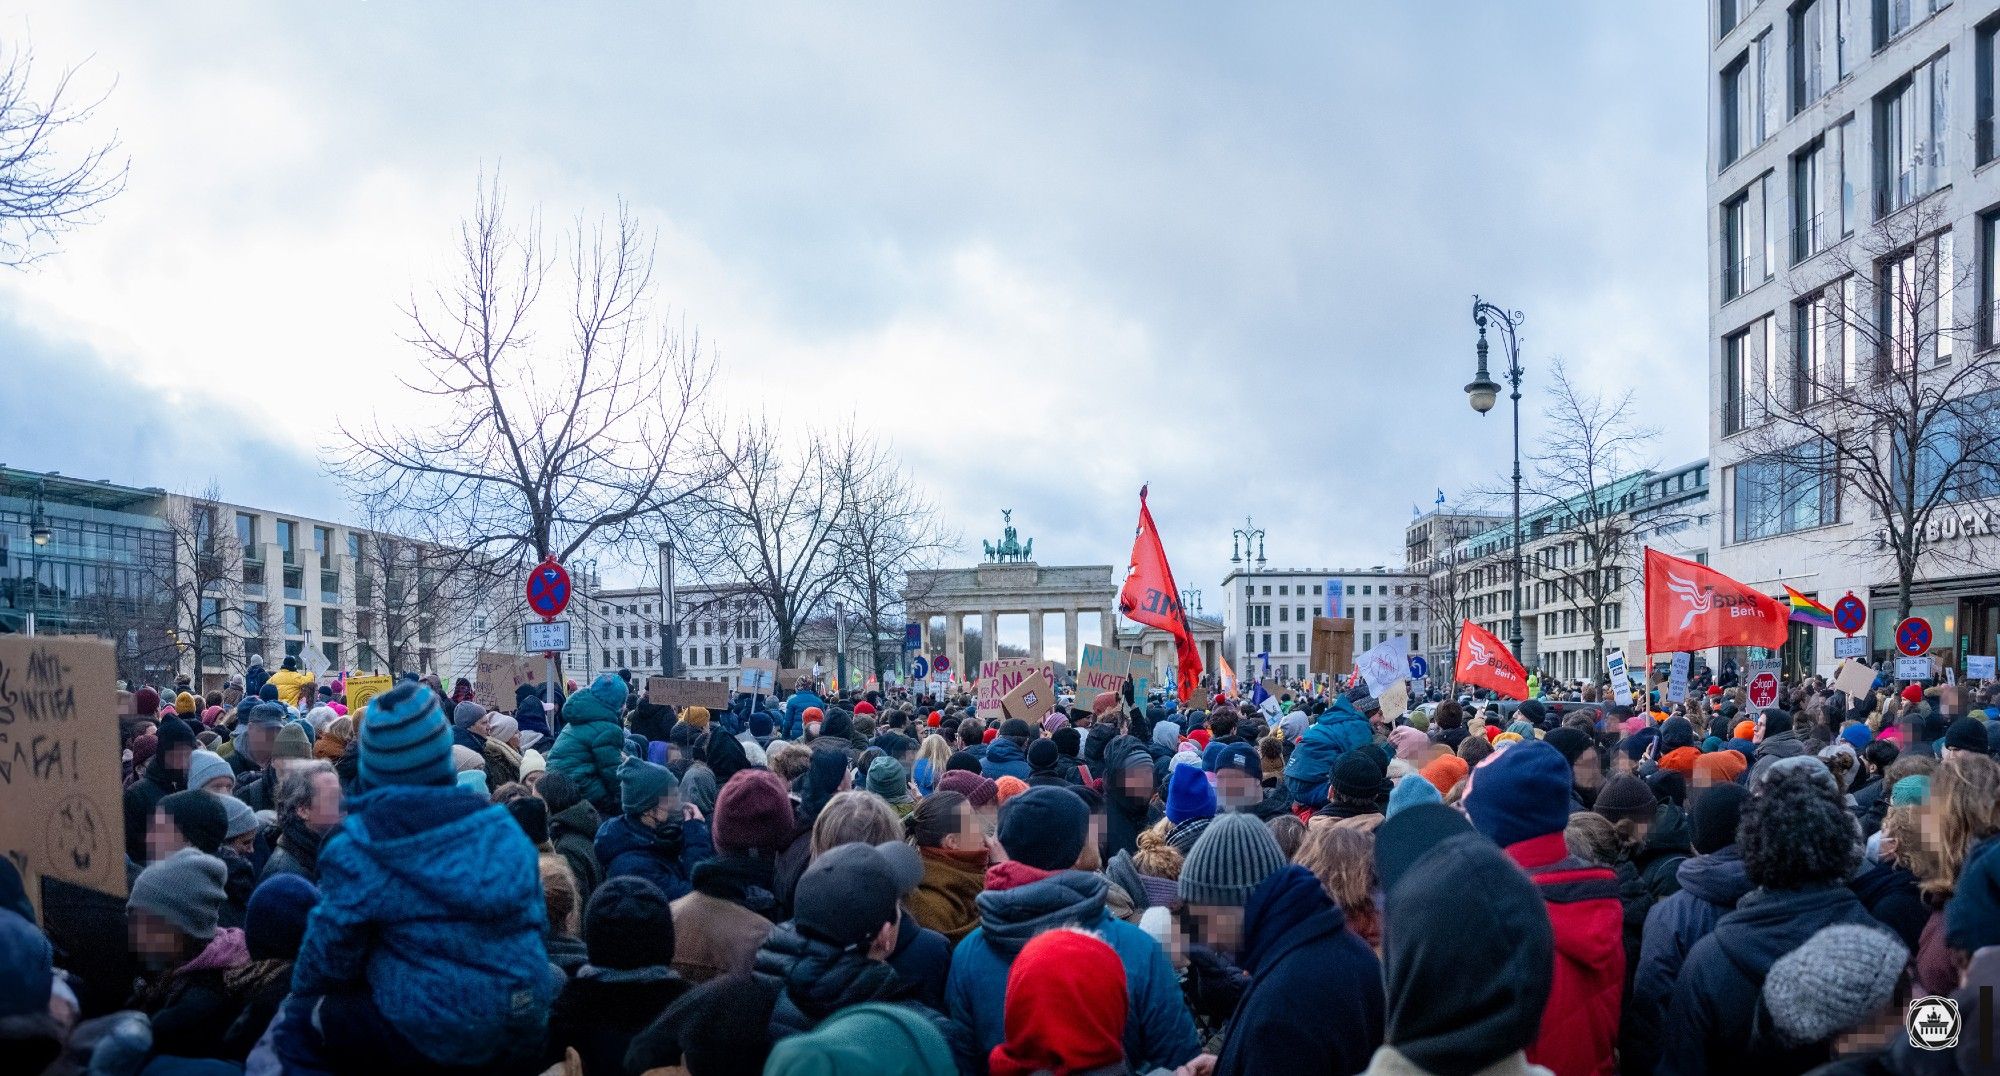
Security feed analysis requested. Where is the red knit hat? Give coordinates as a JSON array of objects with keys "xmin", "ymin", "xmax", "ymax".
[
  {"xmin": 983, "ymin": 727, "xmax": 999, "ymax": 744},
  {"xmin": 1187, "ymin": 728, "xmax": 1211, "ymax": 749},
  {"xmin": 1902, "ymin": 683, "xmax": 1925, "ymax": 704},
  {"xmin": 1483, "ymin": 724, "xmax": 1501, "ymax": 743},
  {"xmin": 989, "ymin": 929, "xmax": 1128, "ymax": 1076},
  {"xmin": 1706, "ymin": 685, "xmax": 1724, "ymax": 696},
  {"xmin": 854, "ymin": 701, "xmax": 876, "ymax": 716},
  {"xmin": 927, "ymin": 712, "xmax": 942, "ymax": 728}
]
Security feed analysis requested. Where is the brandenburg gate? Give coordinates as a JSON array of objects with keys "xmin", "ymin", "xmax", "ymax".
[{"xmin": 903, "ymin": 511, "xmax": 1117, "ymax": 678}]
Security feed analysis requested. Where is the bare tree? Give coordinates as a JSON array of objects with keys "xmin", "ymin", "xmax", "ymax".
[
  {"xmin": 681, "ymin": 419, "xmax": 858, "ymax": 667},
  {"xmin": 0, "ymin": 40, "xmax": 126, "ymax": 268},
  {"xmin": 330, "ymin": 174, "xmax": 714, "ymax": 571},
  {"xmin": 1734, "ymin": 198, "xmax": 2000, "ymax": 623},
  {"xmin": 829, "ymin": 436, "xmax": 953, "ymax": 683},
  {"xmin": 349, "ymin": 509, "xmax": 507, "ymax": 677},
  {"xmin": 155, "ymin": 487, "xmax": 244, "ymax": 687}
]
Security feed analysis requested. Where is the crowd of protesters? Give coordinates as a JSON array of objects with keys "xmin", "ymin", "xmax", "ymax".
[{"xmin": 7, "ymin": 649, "xmax": 2000, "ymax": 1075}]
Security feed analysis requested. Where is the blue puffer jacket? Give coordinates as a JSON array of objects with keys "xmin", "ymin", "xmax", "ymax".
[
  {"xmin": 946, "ymin": 870, "xmax": 1199, "ymax": 1072},
  {"xmin": 1282, "ymin": 698, "xmax": 1372, "ymax": 808},
  {"xmin": 783, "ymin": 690, "xmax": 826, "ymax": 740},
  {"xmin": 593, "ymin": 813, "xmax": 712, "ymax": 902},
  {"xmin": 979, "ymin": 739, "xmax": 1030, "ymax": 781},
  {"xmin": 547, "ymin": 674, "xmax": 630, "ymax": 810},
  {"xmin": 292, "ymin": 784, "xmax": 557, "ymax": 1068},
  {"xmin": 1626, "ymin": 846, "xmax": 1752, "ymax": 1076}
]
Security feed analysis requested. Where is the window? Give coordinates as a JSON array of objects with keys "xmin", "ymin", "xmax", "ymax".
[
  {"xmin": 1981, "ymin": 17, "xmax": 2000, "ymax": 163},
  {"xmin": 1261, "ymin": 633, "xmax": 1272, "ymax": 654},
  {"xmin": 1792, "ymin": 0, "xmax": 1848, "ymax": 110},
  {"xmin": 1878, "ymin": 0, "xmax": 1948, "ymax": 47},
  {"xmin": 1363, "ymin": 585, "xmax": 1374, "ymax": 596},
  {"xmin": 1361, "ymin": 633, "xmax": 1373, "ymax": 651},
  {"xmin": 1881, "ymin": 230, "xmax": 1954, "ymax": 370},
  {"xmin": 1894, "ymin": 388, "xmax": 2000, "ymax": 505},
  {"xmin": 1723, "ymin": 189, "xmax": 1751, "ymax": 299},
  {"xmin": 1793, "ymin": 280, "xmax": 1855, "ymax": 405},
  {"xmin": 1760, "ymin": 171, "xmax": 1777, "ymax": 283},
  {"xmin": 1983, "ymin": 208, "xmax": 2000, "ymax": 346},
  {"xmin": 1261, "ymin": 586, "xmax": 1271, "ymax": 596},
  {"xmin": 688, "ymin": 647, "xmax": 698, "ymax": 669},
  {"xmin": 320, "ymin": 608, "xmax": 339, "ymax": 637},
  {"xmin": 600, "ymin": 626, "xmax": 609, "ymax": 641},
  {"xmin": 346, "ymin": 533, "xmax": 360, "ymax": 559},
  {"xmin": 1362, "ymin": 606, "xmax": 1372, "ymax": 621},
  {"xmin": 1721, "ymin": 0, "xmax": 1742, "ymax": 37},
  {"xmin": 1831, "ymin": 116, "xmax": 1858, "ymax": 235},
  {"xmin": 1312, "ymin": 584, "xmax": 1322, "ymax": 595},
  {"xmin": 1723, "ymin": 314, "xmax": 1776, "ymax": 433},
  {"xmin": 1278, "ymin": 633, "xmax": 1289, "ymax": 654},
  {"xmin": 704, "ymin": 647, "xmax": 714, "ymax": 666},
  {"xmin": 1278, "ymin": 585, "xmax": 1288, "ymax": 596},
  {"xmin": 1732, "ymin": 443, "xmax": 1841, "ymax": 541},
  {"xmin": 1279, "ymin": 605, "xmax": 1289, "ymax": 622},
  {"xmin": 1296, "ymin": 633, "xmax": 1306, "ymax": 652},
  {"xmin": 1877, "ymin": 53, "xmax": 1950, "ymax": 216},
  {"xmin": 1345, "ymin": 585, "xmax": 1355, "ymax": 595},
  {"xmin": 236, "ymin": 513, "xmax": 257, "ymax": 550},
  {"xmin": 1244, "ymin": 633, "xmax": 1255, "ymax": 655},
  {"xmin": 275, "ymin": 520, "xmax": 295, "ymax": 556},
  {"xmin": 1794, "ymin": 138, "xmax": 1826, "ymax": 261},
  {"xmin": 284, "ymin": 605, "xmax": 303, "ymax": 637},
  {"xmin": 242, "ymin": 603, "xmax": 262, "ymax": 637},
  {"xmin": 643, "ymin": 649, "xmax": 654, "ymax": 667}
]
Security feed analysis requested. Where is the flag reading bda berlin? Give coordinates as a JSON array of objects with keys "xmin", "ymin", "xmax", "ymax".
[{"xmin": 1117, "ymin": 486, "xmax": 1203, "ymax": 703}]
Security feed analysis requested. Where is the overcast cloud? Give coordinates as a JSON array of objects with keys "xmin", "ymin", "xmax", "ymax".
[{"xmin": 0, "ymin": 2, "xmax": 1708, "ymax": 593}]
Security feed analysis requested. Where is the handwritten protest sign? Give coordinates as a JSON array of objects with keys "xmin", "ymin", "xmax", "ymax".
[
  {"xmin": 1076, "ymin": 645, "xmax": 1132, "ymax": 703},
  {"xmin": 1378, "ymin": 679, "xmax": 1410, "ymax": 722},
  {"xmin": 738, "ymin": 658, "xmax": 779, "ymax": 696},
  {"xmin": 646, "ymin": 677, "xmax": 730, "ymax": 709},
  {"xmin": 1833, "ymin": 659, "xmax": 1877, "ymax": 699},
  {"xmin": 344, "ymin": 674, "xmax": 394, "ymax": 715},
  {"xmin": 1355, "ymin": 636, "xmax": 1409, "ymax": 698},
  {"xmin": 1310, "ymin": 617, "xmax": 1354, "ymax": 678},
  {"xmin": 1002, "ymin": 670, "xmax": 1056, "ymax": 724},
  {"xmin": 977, "ymin": 658, "xmax": 1055, "ymax": 720},
  {"xmin": 0, "ymin": 636, "xmax": 125, "ymax": 917},
  {"xmin": 474, "ymin": 651, "xmax": 540, "ymax": 711}
]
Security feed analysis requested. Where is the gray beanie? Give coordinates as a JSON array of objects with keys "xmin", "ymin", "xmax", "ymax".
[
  {"xmin": 186, "ymin": 749, "xmax": 233, "ymax": 792},
  {"xmin": 1761, "ymin": 924, "xmax": 1908, "ymax": 1047},
  {"xmin": 453, "ymin": 701, "xmax": 487, "ymax": 730},
  {"xmin": 127, "ymin": 847, "xmax": 229, "ymax": 941},
  {"xmin": 217, "ymin": 793, "xmax": 258, "ymax": 841},
  {"xmin": 1179, "ymin": 810, "xmax": 1288, "ymax": 908}
]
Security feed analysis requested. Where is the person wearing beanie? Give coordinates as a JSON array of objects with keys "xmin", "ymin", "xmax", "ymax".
[
  {"xmin": 867, "ymin": 755, "xmax": 916, "ymax": 816},
  {"xmin": 505, "ymin": 795, "xmax": 552, "ymax": 848},
  {"xmin": 219, "ymin": 873, "xmax": 319, "ymax": 1059},
  {"xmin": 988, "ymin": 928, "xmax": 1128, "ymax": 1076},
  {"xmin": 267, "ymin": 655, "xmax": 316, "ymax": 710},
  {"xmin": 1662, "ymin": 753, "xmax": 1877, "ymax": 1076},
  {"xmin": 762, "ymin": 1002, "xmax": 957, "ymax": 1076},
  {"xmin": 980, "ymin": 723, "xmax": 1032, "ymax": 782},
  {"xmin": 1749, "ymin": 707, "xmax": 1807, "ymax": 784},
  {"xmin": 596, "ymin": 757, "xmax": 712, "ymax": 901},
  {"xmin": 134, "ymin": 685, "xmax": 162, "ymax": 719},
  {"xmin": 1281, "ymin": 693, "xmax": 1372, "ymax": 810},
  {"xmin": 1101, "ymin": 737, "xmax": 1166, "ymax": 862},
  {"xmin": 1902, "ymin": 682, "xmax": 1926, "ymax": 706},
  {"xmin": 1179, "ymin": 812, "xmax": 1290, "ymax": 954},
  {"xmin": 549, "ymin": 876, "xmax": 691, "ymax": 1076},
  {"xmin": 947, "ymin": 786, "xmax": 1200, "ymax": 1072},
  {"xmin": 150, "ymin": 789, "xmax": 229, "ymax": 860},
  {"xmin": 1760, "ymin": 923, "xmax": 1907, "ymax": 1054},
  {"xmin": 938, "ymin": 768, "xmax": 1000, "ymax": 810},
  {"xmin": 1164, "ymin": 763, "xmax": 1218, "ymax": 853},
  {"xmin": 548, "ymin": 672, "xmax": 634, "ymax": 819},
  {"xmin": 518, "ymin": 746, "xmax": 548, "ymax": 789},
  {"xmin": 1367, "ymin": 830, "xmax": 1555, "ymax": 1076},
  {"xmin": 125, "ymin": 715, "xmax": 197, "ymax": 863},
  {"xmin": 1463, "ymin": 740, "xmax": 1623, "ymax": 1076},
  {"xmin": 1419, "ymin": 753, "xmax": 1470, "ymax": 798},
  {"xmin": 270, "ymin": 721, "xmax": 311, "ymax": 766},
  {"xmin": 671, "ymin": 770, "xmax": 793, "ymax": 984},
  {"xmin": 1023, "ymin": 738, "xmax": 1066, "ymax": 787},
  {"xmin": 1386, "ymin": 771, "xmax": 1443, "ymax": 817},
  {"xmin": 1316, "ymin": 749, "xmax": 1388, "ymax": 825},
  {"xmin": 1945, "ymin": 715, "xmax": 1991, "ymax": 760},
  {"xmin": 125, "ymin": 846, "xmax": 250, "ymax": 1060},
  {"xmin": 1205, "ymin": 859, "xmax": 1383, "ymax": 1076},
  {"xmin": 1542, "ymin": 725, "xmax": 1603, "ymax": 811},
  {"xmin": 539, "ymin": 770, "xmax": 606, "ymax": 911}
]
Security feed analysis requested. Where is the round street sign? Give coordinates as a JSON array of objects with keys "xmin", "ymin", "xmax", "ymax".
[
  {"xmin": 1832, "ymin": 593, "xmax": 1866, "ymax": 636},
  {"xmin": 932, "ymin": 654, "xmax": 951, "ymax": 676},
  {"xmin": 1408, "ymin": 655, "xmax": 1429, "ymax": 680},
  {"xmin": 525, "ymin": 559, "xmax": 572, "ymax": 619},
  {"xmin": 1896, "ymin": 617, "xmax": 1933, "ymax": 657},
  {"xmin": 912, "ymin": 655, "xmax": 929, "ymax": 681},
  {"xmin": 1748, "ymin": 670, "xmax": 1779, "ymax": 709}
]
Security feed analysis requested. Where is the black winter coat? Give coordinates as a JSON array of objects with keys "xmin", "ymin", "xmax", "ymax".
[
  {"xmin": 1213, "ymin": 866, "xmax": 1382, "ymax": 1076},
  {"xmin": 122, "ymin": 757, "xmax": 183, "ymax": 862},
  {"xmin": 549, "ymin": 799, "xmax": 605, "ymax": 910},
  {"xmin": 1660, "ymin": 884, "xmax": 1882, "ymax": 1076},
  {"xmin": 1628, "ymin": 847, "xmax": 1753, "ymax": 1076},
  {"xmin": 1850, "ymin": 861, "xmax": 1927, "ymax": 951},
  {"xmin": 752, "ymin": 922, "xmax": 974, "ymax": 1069},
  {"xmin": 548, "ymin": 966, "xmax": 691, "ymax": 1076}
]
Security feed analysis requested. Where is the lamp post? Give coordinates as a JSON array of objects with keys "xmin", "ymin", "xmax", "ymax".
[
  {"xmin": 25, "ymin": 478, "xmax": 51, "ymax": 638},
  {"xmin": 1179, "ymin": 588, "xmax": 1202, "ymax": 616},
  {"xmin": 657, "ymin": 541, "xmax": 678, "ymax": 678},
  {"xmin": 1464, "ymin": 295, "xmax": 1526, "ymax": 662},
  {"xmin": 834, "ymin": 600, "xmax": 848, "ymax": 693},
  {"xmin": 1229, "ymin": 519, "xmax": 1266, "ymax": 571}
]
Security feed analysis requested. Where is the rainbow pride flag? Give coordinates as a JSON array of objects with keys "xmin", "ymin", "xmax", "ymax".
[{"xmin": 1784, "ymin": 585, "xmax": 1836, "ymax": 629}]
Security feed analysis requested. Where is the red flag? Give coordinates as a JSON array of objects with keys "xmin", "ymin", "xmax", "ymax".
[
  {"xmin": 1455, "ymin": 619, "xmax": 1529, "ymax": 700},
  {"xmin": 1643, "ymin": 547, "xmax": 1788, "ymax": 652},
  {"xmin": 1118, "ymin": 486, "xmax": 1203, "ymax": 703}
]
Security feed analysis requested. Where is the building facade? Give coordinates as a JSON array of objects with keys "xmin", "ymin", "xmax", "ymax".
[
  {"xmin": 1706, "ymin": 0, "xmax": 2000, "ymax": 677},
  {"xmin": 1406, "ymin": 508, "xmax": 1508, "ymax": 676},
  {"xmin": 1218, "ymin": 563, "xmax": 1425, "ymax": 683}
]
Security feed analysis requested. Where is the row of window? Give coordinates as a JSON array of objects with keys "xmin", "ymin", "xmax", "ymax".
[
  {"xmin": 1538, "ymin": 604, "xmax": 1627, "ymax": 636},
  {"xmin": 1247, "ymin": 581, "xmax": 1413, "ymax": 598},
  {"xmin": 1241, "ymin": 632, "xmax": 1421, "ymax": 658},
  {"xmin": 599, "ymin": 644, "xmax": 761, "ymax": 670},
  {"xmin": 599, "ymin": 617, "xmax": 762, "ymax": 641},
  {"xmin": 231, "ymin": 512, "xmax": 359, "ymax": 565}
]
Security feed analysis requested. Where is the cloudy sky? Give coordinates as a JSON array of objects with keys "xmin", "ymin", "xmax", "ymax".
[{"xmin": 0, "ymin": 2, "xmax": 1708, "ymax": 598}]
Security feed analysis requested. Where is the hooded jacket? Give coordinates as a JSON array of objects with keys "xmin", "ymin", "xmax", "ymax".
[
  {"xmin": 1659, "ymin": 884, "xmax": 1882, "ymax": 1076},
  {"xmin": 547, "ymin": 679, "xmax": 630, "ymax": 812},
  {"xmin": 1283, "ymin": 698, "xmax": 1372, "ymax": 808},
  {"xmin": 1213, "ymin": 866, "xmax": 1383, "ymax": 1076},
  {"xmin": 1746, "ymin": 730, "xmax": 1806, "ymax": 784},
  {"xmin": 124, "ymin": 753, "xmax": 186, "ymax": 862},
  {"xmin": 782, "ymin": 690, "xmax": 827, "ymax": 740},
  {"xmin": 946, "ymin": 869, "xmax": 1199, "ymax": 1073},
  {"xmin": 1627, "ymin": 847, "xmax": 1753, "ymax": 1076},
  {"xmin": 754, "ymin": 920, "xmax": 971, "ymax": 1070},
  {"xmin": 292, "ymin": 784, "xmax": 558, "ymax": 1069},
  {"xmin": 268, "ymin": 667, "xmax": 316, "ymax": 710},
  {"xmin": 548, "ymin": 964, "xmax": 690, "ymax": 1076},
  {"xmin": 1506, "ymin": 832, "xmax": 1624, "ymax": 1076},
  {"xmin": 1100, "ymin": 737, "xmax": 1164, "ymax": 862},
  {"xmin": 594, "ymin": 813, "xmax": 712, "ymax": 902},
  {"xmin": 548, "ymin": 799, "xmax": 605, "ymax": 910},
  {"xmin": 669, "ymin": 854, "xmax": 781, "ymax": 983},
  {"xmin": 980, "ymin": 739, "xmax": 1031, "ymax": 781}
]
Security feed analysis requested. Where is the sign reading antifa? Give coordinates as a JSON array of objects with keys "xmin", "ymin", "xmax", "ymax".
[{"xmin": 0, "ymin": 636, "xmax": 125, "ymax": 918}]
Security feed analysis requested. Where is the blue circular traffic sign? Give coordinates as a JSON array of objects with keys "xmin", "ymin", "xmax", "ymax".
[
  {"xmin": 932, "ymin": 654, "xmax": 951, "ymax": 675},
  {"xmin": 1833, "ymin": 593, "xmax": 1866, "ymax": 636},
  {"xmin": 1897, "ymin": 617, "xmax": 1933, "ymax": 657},
  {"xmin": 525, "ymin": 559, "xmax": 571, "ymax": 619},
  {"xmin": 1408, "ymin": 655, "xmax": 1429, "ymax": 680},
  {"xmin": 912, "ymin": 656, "xmax": 929, "ymax": 680}
]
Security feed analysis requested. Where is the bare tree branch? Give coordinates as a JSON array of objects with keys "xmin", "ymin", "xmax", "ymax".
[{"xmin": 0, "ymin": 38, "xmax": 126, "ymax": 269}]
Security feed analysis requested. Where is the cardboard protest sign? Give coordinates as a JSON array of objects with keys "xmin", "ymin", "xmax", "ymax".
[
  {"xmin": 474, "ymin": 650, "xmax": 541, "ymax": 711},
  {"xmin": 344, "ymin": 674, "xmax": 395, "ymax": 714},
  {"xmin": 1665, "ymin": 653, "xmax": 1691, "ymax": 704},
  {"xmin": 1968, "ymin": 655, "xmax": 1997, "ymax": 681},
  {"xmin": 1076, "ymin": 645, "xmax": 1132, "ymax": 702},
  {"xmin": 1378, "ymin": 679, "xmax": 1410, "ymax": 722},
  {"xmin": 1001, "ymin": 670, "xmax": 1055, "ymax": 724},
  {"xmin": 646, "ymin": 677, "xmax": 731, "ymax": 709},
  {"xmin": 738, "ymin": 658, "xmax": 779, "ymax": 696},
  {"xmin": 977, "ymin": 658, "xmax": 1047, "ymax": 721},
  {"xmin": 779, "ymin": 668, "xmax": 813, "ymax": 692},
  {"xmin": 1832, "ymin": 659, "xmax": 1877, "ymax": 699},
  {"xmin": 1310, "ymin": 617, "xmax": 1354, "ymax": 678},
  {"xmin": 1355, "ymin": 636, "xmax": 1409, "ymax": 698},
  {"xmin": 0, "ymin": 636, "xmax": 126, "ymax": 916}
]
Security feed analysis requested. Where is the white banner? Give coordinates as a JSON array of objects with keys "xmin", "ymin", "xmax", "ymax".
[
  {"xmin": 1605, "ymin": 648, "xmax": 1633, "ymax": 707},
  {"xmin": 1355, "ymin": 636, "xmax": 1410, "ymax": 698},
  {"xmin": 1665, "ymin": 653, "xmax": 1690, "ymax": 704}
]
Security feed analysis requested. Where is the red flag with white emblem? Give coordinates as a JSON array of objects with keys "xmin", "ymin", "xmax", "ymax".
[
  {"xmin": 1117, "ymin": 486, "xmax": 1203, "ymax": 703},
  {"xmin": 1643, "ymin": 547, "xmax": 1788, "ymax": 653},
  {"xmin": 1455, "ymin": 619, "xmax": 1529, "ymax": 700}
]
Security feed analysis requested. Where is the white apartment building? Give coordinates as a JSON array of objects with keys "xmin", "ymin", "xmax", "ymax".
[
  {"xmin": 1406, "ymin": 508, "xmax": 1507, "ymax": 675},
  {"xmin": 1218, "ymin": 562, "xmax": 1424, "ymax": 683},
  {"xmin": 583, "ymin": 584, "xmax": 774, "ymax": 684},
  {"xmin": 1707, "ymin": 0, "xmax": 2000, "ymax": 677}
]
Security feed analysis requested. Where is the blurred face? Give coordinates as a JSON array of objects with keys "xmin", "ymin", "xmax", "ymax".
[
  {"xmin": 1119, "ymin": 764, "xmax": 1153, "ymax": 798},
  {"xmin": 247, "ymin": 724, "xmax": 279, "ymax": 765},
  {"xmin": 1753, "ymin": 714, "xmax": 1767, "ymax": 744},
  {"xmin": 1187, "ymin": 903, "xmax": 1246, "ymax": 952},
  {"xmin": 227, "ymin": 830, "xmax": 256, "ymax": 856},
  {"xmin": 163, "ymin": 744, "xmax": 193, "ymax": 777},
  {"xmin": 940, "ymin": 803, "xmax": 983, "ymax": 854},
  {"xmin": 1571, "ymin": 749, "xmax": 1604, "ymax": 791},
  {"xmin": 146, "ymin": 806, "xmax": 187, "ymax": 864},
  {"xmin": 1215, "ymin": 770, "xmax": 1261, "ymax": 810},
  {"xmin": 523, "ymin": 768, "xmax": 545, "ymax": 791},
  {"xmin": 301, "ymin": 771, "xmax": 345, "ymax": 834},
  {"xmin": 127, "ymin": 908, "xmax": 189, "ymax": 973}
]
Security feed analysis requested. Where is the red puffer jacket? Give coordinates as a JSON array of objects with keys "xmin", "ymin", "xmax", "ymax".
[{"xmin": 1506, "ymin": 831, "xmax": 1623, "ymax": 1076}]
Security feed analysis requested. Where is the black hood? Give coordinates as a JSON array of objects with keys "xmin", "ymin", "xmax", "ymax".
[
  {"xmin": 1675, "ymin": 847, "xmax": 1754, "ymax": 908},
  {"xmin": 973, "ymin": 871, "xmax": 1110, "ymax": 957},
  {"xmin": 754, "ymin": 922, "xmax": 902, "ymax": 1024},
  {"xmin": 1710, "ymin": 884, "xmax": 1873, "ymax": 983}
]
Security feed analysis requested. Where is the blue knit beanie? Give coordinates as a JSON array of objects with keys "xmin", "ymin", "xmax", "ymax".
[
  {"xmin": 358, "ymin": 682, "xmax": 453, "ymax": 789},
  {"xmin": 1387, "ymin": 773, "xmax": 1444, "ymax": 817},
  {"xmin": 245, "ymin": 873, "xmax": 319, "ymax": 962},
  {"xmin": 1464, "ymin": 740, "xmax": 1573, "ymax": 849},
  {"xmin": 588, "ymin": 672, "xmax": 630, "ymax": 712},
  {"xmin": 1165, "ymin": 762, "xmax": 1217, "ymax": 825},
  {"xmin": 1841, "ymin": 723, "xmax": 1873, "ymax": 753},
  {"xmin": 620, "ymin": 756, "xmax": 678, "ymax": 817}
]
